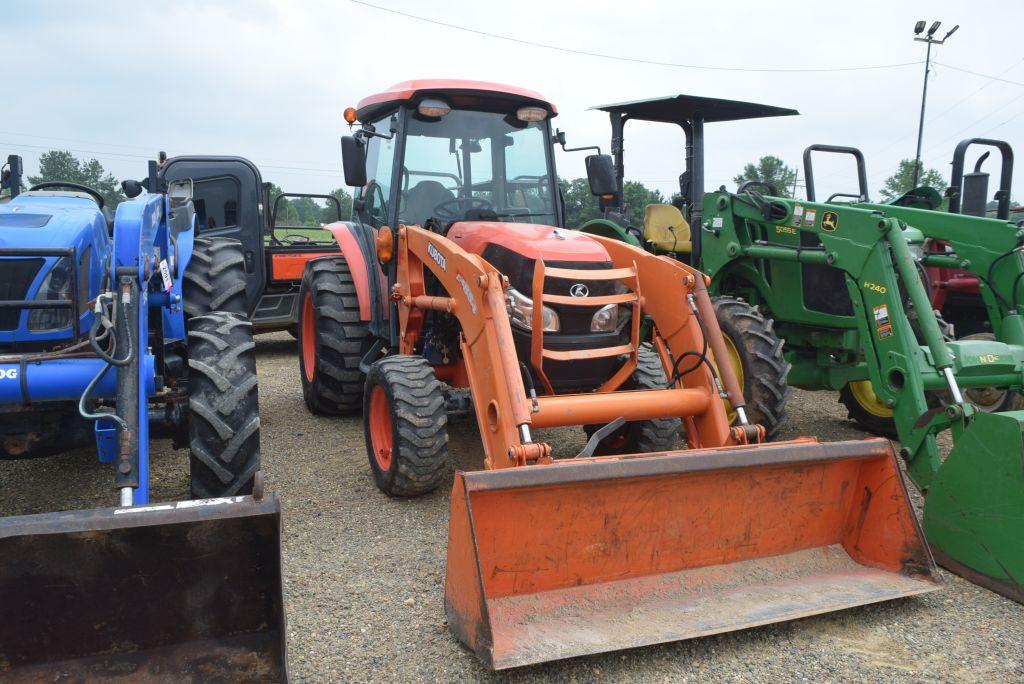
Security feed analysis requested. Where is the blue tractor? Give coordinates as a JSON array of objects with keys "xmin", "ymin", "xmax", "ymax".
[{"xmin": 0, "ymin": 155, "xmax": 286, "ymax": 680}]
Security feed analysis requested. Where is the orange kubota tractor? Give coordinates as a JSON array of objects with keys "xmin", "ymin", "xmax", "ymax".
[{"xmin": 299, "ymin": 80, "xmax": 940, "ymax": 669}]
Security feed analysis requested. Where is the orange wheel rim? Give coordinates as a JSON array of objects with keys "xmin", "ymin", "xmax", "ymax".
[
  {"xmin": 301, "ymin": 293, "xmax": 316, "ymax": 382},
  {"xmin": 369, "ymin": 385, "xmax": 393, "ymax": 471}
]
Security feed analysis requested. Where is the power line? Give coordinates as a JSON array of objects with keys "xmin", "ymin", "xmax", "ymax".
[
  {"xmin": 1, "ymin": 140, "xmax": 344, "ymax": 180},
  {"xmin": 1, "ymin": 130, "xmax": 344, "ymax": 171},
  {"xmin": 349, "ymin": 1, "xmax": 924, "ymax": 74},
  {"xmin": 870, "ymin": 57, "xmax": 1024, "ymax": 158},
  {"xmin": 932, "ymin": 61, "xmax": 1024, "ymax": 87}
]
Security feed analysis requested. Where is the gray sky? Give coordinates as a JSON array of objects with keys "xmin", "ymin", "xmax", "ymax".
[{"xmin": 7, "ymin": 0, "xmax": 1024, "ymax": 203}]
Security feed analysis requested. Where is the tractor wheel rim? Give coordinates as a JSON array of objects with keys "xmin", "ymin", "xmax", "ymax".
[
  {"xmin": 849, "ymin": 380, "xmax": 893, "ymax": 418},
  {"xmin": 718, "ymin": 335, "xmax": 743, "ymax": 424},
  {"xmin": 369, "ymin": 386, "xmax": 394, "ymax": 471},
  {"xmin": 301, "ymin": 293, "xmax": 316, "ymax": 382},
  {"xmin": 965, "ymin": 386, "xmax": 1007, "ymax": 412}
]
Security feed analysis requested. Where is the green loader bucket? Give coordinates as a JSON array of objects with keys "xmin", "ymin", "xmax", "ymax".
[
  {"xmin": 0, "ymin": 495, "xmax": 286, "ymax": 682},
  {"xmin": 925, "ymin": 410, "xmax": 1024, "ymax": 602}
]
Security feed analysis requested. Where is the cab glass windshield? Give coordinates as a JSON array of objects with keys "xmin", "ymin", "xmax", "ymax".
[{"xmin": 398, "ymin": 110, "xmax": 556, "ymax": 227}]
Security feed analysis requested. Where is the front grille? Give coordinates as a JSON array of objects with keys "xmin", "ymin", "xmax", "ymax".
[
  {"xmin": 0, "ymin": 258, "xmax": 44, "ymax": 330},
  {"xmin": 481, "ymin": 244, "xmax": 617, "ymax": 334}
]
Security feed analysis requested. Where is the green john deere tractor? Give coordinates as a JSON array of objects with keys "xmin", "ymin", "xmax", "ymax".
[{"xmin": 576, "ymin": 94, "xmax": 1024, "ymax": 603}]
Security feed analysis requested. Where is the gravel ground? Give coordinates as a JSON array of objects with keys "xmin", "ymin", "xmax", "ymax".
[{"xmin": 2, "ymin": 331, "xmax": 1023, "ymax": 682}]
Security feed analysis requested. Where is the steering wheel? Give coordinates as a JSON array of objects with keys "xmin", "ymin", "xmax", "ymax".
[
  {"xmin": 433, "ymin": 197, "xmax": 494, "ymax": 221},
  {"xmin": 29, "ymin": 181, "xmax": 105, "ymax": 208}
]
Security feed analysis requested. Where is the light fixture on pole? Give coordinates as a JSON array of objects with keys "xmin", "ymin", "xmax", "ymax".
[{"xmin": 912, "ymin": 20, "xmax": 959, "ymax": 187}]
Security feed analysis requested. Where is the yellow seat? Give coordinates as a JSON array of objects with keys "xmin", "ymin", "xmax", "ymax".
[{"xmin": 644, "ymin": 204, "xmax": 691, "ymax": 253}]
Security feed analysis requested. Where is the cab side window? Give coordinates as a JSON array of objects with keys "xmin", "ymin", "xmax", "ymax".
[
  {"xmin": 192, "ymin": 176, "xmax": 241, "ymax": 232},
  {"xmin": 360, "ymin": 135, "xmax": 396, "ymax": 229}
]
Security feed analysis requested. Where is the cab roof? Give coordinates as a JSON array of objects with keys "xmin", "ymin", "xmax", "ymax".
[
  {"xmin": 355, "ymin": 79, "xmax": 557, "ymax": 123},
  {"xmin": 591, "ymin": 94, "xmax": 798, "ymax": 124}
]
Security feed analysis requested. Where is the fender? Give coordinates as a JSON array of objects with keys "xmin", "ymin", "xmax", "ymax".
[
  {"xmin": 326, "ymin": 222, "xmax": 373, "ymax": 320},
  {"xmin": 577, "ymin": 217, "xmax": 643, "ymax": 248}
]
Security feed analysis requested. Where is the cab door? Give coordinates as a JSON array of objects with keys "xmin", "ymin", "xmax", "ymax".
[{"xmin": 161, "ymin": 156, "xmax": 267, "ymax": 314}]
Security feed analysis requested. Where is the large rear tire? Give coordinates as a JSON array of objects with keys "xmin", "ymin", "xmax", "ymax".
[
  {"xmin": 298, "ymin": 257, "xmax": 372, "ymax": 415},
  {"xmin": 363, "ymin": 356, "xmax": 449, "ymax": 496},
  {"xmin": 187, "ymin": 311, "xmax": 261, "ymax": 498},
  {"xmin": 182, "ymin": 237, "xmax": 249, "ymax": 318},
  {"xmin": 712, "ymin": 296, "xmax": 790, "ymax": 439},
  {"xmin": 586, "ymin": 348, "xmax": 680, "ymax": 455}
]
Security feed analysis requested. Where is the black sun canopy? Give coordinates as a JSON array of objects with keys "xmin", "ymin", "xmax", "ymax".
[{"xmin": 591, "ymin": 95, "xmax": 798, "ymax": 124}]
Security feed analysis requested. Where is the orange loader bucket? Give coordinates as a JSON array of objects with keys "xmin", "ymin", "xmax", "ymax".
[{"xmin": 445, "ymin": 438, "xmax": 939, "ymax": 669}]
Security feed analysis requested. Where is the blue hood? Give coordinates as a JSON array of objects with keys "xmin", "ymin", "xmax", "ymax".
[
  {"xmin": 0, "ymin": 194, "xmax": 108, "ymax": 251},
  {"xmin": 0, "ymin": 193, "xmax": 111, "ymax": 343}
]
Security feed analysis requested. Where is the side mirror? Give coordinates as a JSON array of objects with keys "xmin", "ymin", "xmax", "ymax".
[
  {"xmin": 585, "ymin": 154, "xmax": 616, "ymax": 197},
  {"xmin": 341, "ymin": 136, "xmax": 367, "ymax": 187},
  {"xmin": 122, "ymin": 179, "xmax": 144, "ymax": 199},
  {"xmin": 167, "ymin": 178, "xmax": 193, "ymax": 204}
]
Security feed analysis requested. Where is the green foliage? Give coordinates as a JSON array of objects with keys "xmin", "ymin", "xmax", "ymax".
[
  {"xmin": 321, "ymin": 188, "xmax": 353, "ymax": 223},
  {"xmin": 559, "ymin": 178, "xmax": 665, "ymax": 228},
  {"xmin": 27, "ymin": 150, "xmax": 125, "ymax": 208},
  {"xmin": 291, "ymin": 195, "xmax": 320, "ymax": 225},
  {"xmin": 267, "ymin": 184, "xmax": 353, "ymax": 227},
  {"xmin": 622, "ymin": 181, "xmax": 665, "ymax": 226},
  {"xmin": 880, "ymin": 159, "xmax": 948, "ymax": 201},
  {"xmin": 733, "ymin": 155, "xmax": 797, "ymax": 198},
  {"xmin": 559, "ymin": 177, "xmax": 599, "ymax": 227}
]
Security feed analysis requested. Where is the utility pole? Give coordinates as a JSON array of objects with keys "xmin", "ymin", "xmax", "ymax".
[{"xmin": 912, "ymin": 20, "xmax": 959, "ymax": 187}]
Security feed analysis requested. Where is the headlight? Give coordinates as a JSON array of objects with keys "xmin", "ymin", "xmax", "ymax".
[
  {"xmin": 506, "ymin": 288, "xmax": 559, "ymax": 332},
  {"xmin": 590, "ymin": 303, "xmax": 621, "ymax": 332},
  {"xmin": 28, "ymin": 257, "xmax": 72, "ymax": 331},
  {"xmin": 908, "ymin": 243, "xmax": 925, "ymax": 261}
]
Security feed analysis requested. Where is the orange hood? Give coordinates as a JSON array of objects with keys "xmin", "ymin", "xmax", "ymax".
[{"xmin": 446, "ymin": 222, "xmax": 609, "ymax": 262}]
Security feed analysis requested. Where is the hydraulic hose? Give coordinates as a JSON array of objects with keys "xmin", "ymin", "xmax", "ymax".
[{"xmin": 88, "ymin": 294, "xmax": 134, "ymax": 367}]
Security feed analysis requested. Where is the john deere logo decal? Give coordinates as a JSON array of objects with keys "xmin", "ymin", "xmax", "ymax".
[
  {"xmin": 569, "ymin": 283, "xmax": 589, "ymax": 298},
  {"xmin": 822, "ymin": 211, "xmax": 839, "ymax": 232}
]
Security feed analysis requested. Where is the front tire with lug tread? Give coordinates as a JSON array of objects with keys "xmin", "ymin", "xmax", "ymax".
[
  {"xmin": 364, "ymin": 356, "xmax": 449, "ymax": 497},
  {"xmin": 840, "ymin": 310, "xmax": 954, "ymax": 437},
  {"xmin": 585, "ymin": 348, "xmax": 681, "ymax": 456},
  {"xmin": 187, "ymin": 311, "xmax": 261, "ymax": 498},
  {"xmin": 712, "ymin": 296, "xmax": 791, "ymax": 439}
]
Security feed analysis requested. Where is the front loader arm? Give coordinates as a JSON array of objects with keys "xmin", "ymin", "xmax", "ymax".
[
  {"xmin": 395, "ymin": 224, "xmax": 539, "ymax": 469},
  {"xmin": 704, "ymin": 194, "xmax": 960, "ymax": 487},
  {"xmin": 393, "ymin": 223, "xmax": 749, "ymax": 470}
]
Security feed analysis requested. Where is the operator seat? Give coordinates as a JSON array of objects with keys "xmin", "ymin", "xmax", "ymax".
[
  {"xmin": 643, "ymin": 204, "xmax": 691, "ymax": 253},
  {"xmin": 403, "ymin": 180, "xmax": 454, "ymax": 225}
]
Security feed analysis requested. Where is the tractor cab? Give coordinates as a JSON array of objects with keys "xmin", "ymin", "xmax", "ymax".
[
  {"xmin": 346, "ymin": 80, "xmax": 562, "ymax": 233},
  {"xmin": 156, "ymin": 155, "xmax": 341, "ymax": 333},
  {"xmin": 340, "ymin": 80, "xmax": 631, "ymax": 392}
]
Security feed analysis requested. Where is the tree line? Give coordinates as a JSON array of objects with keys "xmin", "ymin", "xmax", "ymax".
[{"xmin": 14, "ymin": 149, "xmax": 962, "ymax": 223}]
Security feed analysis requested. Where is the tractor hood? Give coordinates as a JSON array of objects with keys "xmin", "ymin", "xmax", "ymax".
[
  {"xmin": 445, "ymin": 222, "xmax": 618, "ymax": 326},
  {"xmin": 0, "ymin": 193, "xmax": 109, "ymax": 341},
  {"xmin": 0, "ymin": 194, "xmax": 108, "ymax": 252},
  {"xmin": 447, "ymin": 221, "xmax": 610, "ymax": 263}
]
